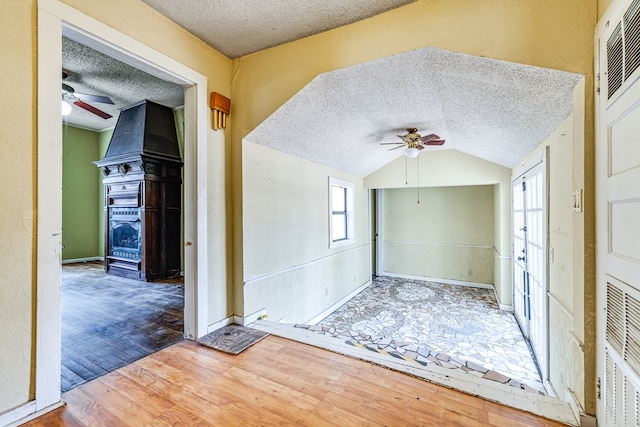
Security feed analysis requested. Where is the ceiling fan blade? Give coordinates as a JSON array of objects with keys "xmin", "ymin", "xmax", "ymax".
[
  {"xmin": 380, "ymin": 142, "xmax": 405, "ymax": 145},
  {"xmin": 388, "ymin": 145, "xmax": 405, "ymax": 151},
  {"xmin": 416, "ymin": 145, "xmax": 425, "ymax": 150},
  {"xmin": 75, "ymin": 92, "xmax": 115, "ymax": 105},
  {"xmin": 73, "ymin": 100, "xmax": 113, "ymax": 119},
  {"xmin": 423, "ymin": 139, "xmax": 445, "ymax": 146},
  {"xmin": 420, "ymin": 134, "xmax": 445, "ymax": 145}
]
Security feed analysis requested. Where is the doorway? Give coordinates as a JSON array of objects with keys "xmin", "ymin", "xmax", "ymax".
[
  {"xmin": 36, "ymin": 0, "xmax": 213, "ymax": 412},
  {"xmin": 512, "ymin": 152, "xmax": 548, "ymax": 382}
]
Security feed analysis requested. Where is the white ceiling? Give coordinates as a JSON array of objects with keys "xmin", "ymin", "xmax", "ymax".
[
  {"xmin": 246, "ymin": 47, "xmax": 581, "ymax": 175},
  {"xmin": 61, "ymin": 1, "xmax": 582, "ymax": 176},
  {"xmin": 140, "ymin": 0, "xmax": 416, "ymax": 59}
]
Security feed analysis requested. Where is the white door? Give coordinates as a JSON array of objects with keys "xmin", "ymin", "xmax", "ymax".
[
  {"xmin": 596, "ymin": 1, "xmax": 640, "ymax": 424},
  {"xmin": 512, "ymin": 159, "xmax": 548, "ymax": 381}
]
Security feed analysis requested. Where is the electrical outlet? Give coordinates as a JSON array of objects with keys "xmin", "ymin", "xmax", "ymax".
[
  {"xmin": 324, "ymin": 287, "xmax": 328, "ymax": 297},
  {"xmin": 468, "ymin": 268, "xmax": 473, "ymax": 275}
]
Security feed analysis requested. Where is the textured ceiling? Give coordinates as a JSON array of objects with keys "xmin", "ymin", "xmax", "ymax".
[
  {"xmin": 246, "ymin": 47, "xmax": 582, "ymax": 175},
  {"xmin": 62, "ymin": 37, "xmax": 184, "ymax": 131},
  {"xmin": 141, "ymin": 0, "xmax": 416, "ymax": 59},
  {"xmin": 61, "ymin": 2, "xmax": 581, "ymax": 176}
]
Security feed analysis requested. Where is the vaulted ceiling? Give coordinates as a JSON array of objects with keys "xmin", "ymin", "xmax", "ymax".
[{"xmin": 62, "ymin": 0, "xmax": 581, "ymax": 176}]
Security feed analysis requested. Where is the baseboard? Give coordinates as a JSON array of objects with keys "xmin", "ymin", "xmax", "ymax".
[
  {"xmin": 306, "ymin": 280, "xmax": 372, "ymax": 325},
  {"xmin": 234, "ymin": 308, "xmax": 268, "ymax": 326},
  {"xmin": 206, "ymin": 316, "xmax": 234, "ymax": 334},
  {"xmin": 1, "ymin": 400, "xmax": 64, "ymax": 427},
  {"xmin": 499, "ymin": 303, "xmax": 513, "ymax": 312},
  {"xmin": 61, "ymin": 256, "xmax": 103, "ymax": 265},
  {"xmin": 381, "ymin": 272, "xmax": 495, "ymax": 290},
  {"xmin": 564, "ymin": 388, "xmax": 587, "ymax": 427}
]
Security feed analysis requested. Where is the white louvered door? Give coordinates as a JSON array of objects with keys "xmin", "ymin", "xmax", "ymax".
[{"xmin": 597, "ymin": 0, "xmax": 640, "ymax": 424}]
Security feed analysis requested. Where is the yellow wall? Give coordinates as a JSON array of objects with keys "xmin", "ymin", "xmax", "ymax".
[
  {"xmin": 0, "ymin": 0, "xmax": 232, "ymax": 415},
  {"xmin": 231, "ymin": 0, "xmax": 596, "ymax": 415},
  {"xmin": 0, "ymin": 0, "xmax": 36, "ymax": 412},
  {"xmin": 0, "ymin": 0, "xmax": 600, "ymax": 419}
]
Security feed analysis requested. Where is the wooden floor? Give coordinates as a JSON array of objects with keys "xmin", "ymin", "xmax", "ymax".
[
  {"xmin": 61, "ymin": 262, "xmax": 184, "ymax": 392},
  {"xmin": 27, "ymin": 336, "xmax": 565, "ymax": 426}
]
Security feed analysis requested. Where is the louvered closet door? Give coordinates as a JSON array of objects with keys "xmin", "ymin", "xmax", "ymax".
[{"xmin": 597, "ymin": 0, "xmax": 640, "ymax": 424}]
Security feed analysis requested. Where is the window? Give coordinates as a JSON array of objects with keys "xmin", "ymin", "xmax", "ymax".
[{"xmin": 329, "ymin": 177, "xmax": 354, "ymax": 247}]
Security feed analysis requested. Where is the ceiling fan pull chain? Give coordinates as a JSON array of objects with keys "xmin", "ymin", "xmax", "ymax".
[
  {"xmin": 417, "ymin": 157, "xmax": 420, "ymax": 204},
  {"xmin": 405, "ymin": 156, "xmax": 408, "ymax": 185}
]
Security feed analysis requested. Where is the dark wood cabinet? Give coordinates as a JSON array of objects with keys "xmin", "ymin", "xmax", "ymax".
[{"xmin": 95, "ymin": 100, "xmax": 183, "ymax": 281}]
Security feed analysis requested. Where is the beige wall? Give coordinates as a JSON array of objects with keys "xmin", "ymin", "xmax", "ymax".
[
  {"xmin": 242, "ymin": 142, "xmax": 370, "ymax": 322},
  {"xmin": 382, "ymin": 186, "xmax": 495, "ymax": 284},
  {"xmin": 231, "ymin": 0, "xmax": 596, "ymax": 309},
  {"xmin": 0, "ymin": 0, "xmax": 600, "ymax": 420},
  {"xmin": 0, "ymin": 0, "xmax": 36, "ymax": 412},
  {"xmin": 365, "ymin": 150, "xmax": 512, "ymax": 303},
  {"xmin": 512, "ymin": 77, "xmax": 595, "ymax": 413},
  {"xmin": 230, "ymin": 0, "xmax": 596, "ymax": 414},
  {"xmin": 0, "ymin": 0, "xmax": 232, "ymax": 416}
]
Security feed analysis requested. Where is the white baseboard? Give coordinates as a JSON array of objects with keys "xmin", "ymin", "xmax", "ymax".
[
  {"xmin": 234, "ymin": 308, "xmax": 268, "ymax": 326},
  {"xmin": 499, "ymin": 304, "xmax": 513, "ymax": 312},
  {"xmin": 1, "ymin": 400, "xmax": 64, "ymax": 427},
  {"xmin": 564, "ymin": 388, "xmax": 587, "ymax": 427},
  {"xmin": 61, "ymin": 256, "xmax": 103, "ymax": 265},
  {"xmin": 306, "ymin": 280, "xmax": 372, "ymax": 325},
  {"xmin": 206, "ymin": 316, "xmax": 234, "ymax": 334},
  {"xmin": 382, "ymin": 272, "xmax": 495, "ymax": 290}
]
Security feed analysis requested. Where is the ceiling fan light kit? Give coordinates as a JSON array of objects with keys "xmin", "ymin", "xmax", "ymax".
[
  {"xmin": 61, "ymin": 98, "xmax": 72, "ymax": 116},
  {"xmin": 404, "ymin": 147, "xmax": 420, "ymax": 158},
  {"xmin": 61, "ymin": 71, "xmax": 115, "ymax": 119},
  {"xmin": 380, "ymin": 127, "xmax": 446, "ymax": 157}
]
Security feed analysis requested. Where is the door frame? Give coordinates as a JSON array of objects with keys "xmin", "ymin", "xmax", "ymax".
[
  {"xmin": 33, "ymin": 0, "xmax": 212, "ymax": 417},
  {"xmin": 511, "ymin": 147, "xmax": 549, "ymax": 382}
]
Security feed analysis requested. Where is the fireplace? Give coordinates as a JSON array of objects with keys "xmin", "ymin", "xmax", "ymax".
[
  {"xmin": 95, "ymin": 100, "xmax": 182, "ymax": 281},
  {"xmin": 109, "ymin": 207, "xmax": 141, "ymax": 261}
]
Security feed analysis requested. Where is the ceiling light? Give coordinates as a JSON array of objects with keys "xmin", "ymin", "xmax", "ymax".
[
  {"xmin": 61, "ymin": 99, "xmax": 72, "ymax": 116},
  {"xmin": 404, "ymin": 147, "xmax": 420, "ymax": 158}
]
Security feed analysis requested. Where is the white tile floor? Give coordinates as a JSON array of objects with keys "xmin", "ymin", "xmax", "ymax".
[{"xmin": 296, "ymin": 276, "xmax": 545, "ymax": 394}]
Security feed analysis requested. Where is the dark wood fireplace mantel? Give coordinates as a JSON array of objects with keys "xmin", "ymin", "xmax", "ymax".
[{"xmin": 95, "ymin": 100, "xmax": 183, "ymax": 281}]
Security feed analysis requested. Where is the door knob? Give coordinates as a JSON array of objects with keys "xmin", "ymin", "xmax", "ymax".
[{"xmin": 518, "ymin": 256, "xmax": 526, "ymax": 261}]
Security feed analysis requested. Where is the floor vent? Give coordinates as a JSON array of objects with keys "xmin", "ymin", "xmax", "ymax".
[
  {"xmin": 607, "ymin": 0, "xmax": 640, "ymax": 99},
  {"xmin": 605, "ymin": 280, "xmax": 640, "ymax": 426}
]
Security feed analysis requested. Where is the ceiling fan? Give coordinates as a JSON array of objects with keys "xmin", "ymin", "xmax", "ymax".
[
  {"xmin": 62, "ymin": 71, "xmax": 114, "ymax": 119},
  {"xmin": 380, "ymin": 127, "xmax": 445, "ymax": 158}
]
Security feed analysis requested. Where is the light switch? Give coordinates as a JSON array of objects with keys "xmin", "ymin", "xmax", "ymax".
[{"xmin": 573, "ymin": 189, "xmax": 583, "ymax": 213}]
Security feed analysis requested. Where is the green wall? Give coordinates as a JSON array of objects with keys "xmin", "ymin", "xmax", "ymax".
[
  {"xmin": 97, "ymin": 128, "xmax": 113, "ymax": 258},
  {"xmin": 62, "ymin": 125, "xmax": 102, "ymax": 261},
  {"xmin": 383, "ymin": 185, "xmax": 495, "ymax": 283}
]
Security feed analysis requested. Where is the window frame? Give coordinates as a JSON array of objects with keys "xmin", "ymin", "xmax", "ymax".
[{"xmin": 329, "ymin": 177, "xmax": 355, "ymax": 248}]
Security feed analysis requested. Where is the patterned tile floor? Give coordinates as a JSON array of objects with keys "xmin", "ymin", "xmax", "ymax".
[{"xmin": 296, "ymin": 276, "xmax": 545, "ymax": 394}]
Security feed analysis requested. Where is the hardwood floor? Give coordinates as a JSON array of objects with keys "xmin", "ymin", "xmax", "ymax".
[
  {"xmin": 27, "ymin": 336, "xmax": 566, "ymax": 426},
  {"xmin": 61, "ymin": 262, "xmax": 184, "ymax": 392}
]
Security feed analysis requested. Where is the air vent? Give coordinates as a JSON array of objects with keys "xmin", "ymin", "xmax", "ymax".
[
  {"xmin": 624, "ymin": 377, "xmax": 638, "ymax": 426},
  {"xmin": 608, "ymin": 23, "xmax": 625, "ymax": 99},
  {"xmin": 607, "ymin": 0, "xmax": 640, "ymax": 99},
  {"xmin": 625, "ymin": 0, "xmax": 640, "ymax": 79},
  {"xmin": 605, "ymin": 279, "xmax": 640, "ymax": 426},
  {"xmin": 625, "ymin": 294, "xmax": 640, "ymax": 373},
  {"xmin": 608, "ymin": 283, "xmax": 625, "ymax": 354}
]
